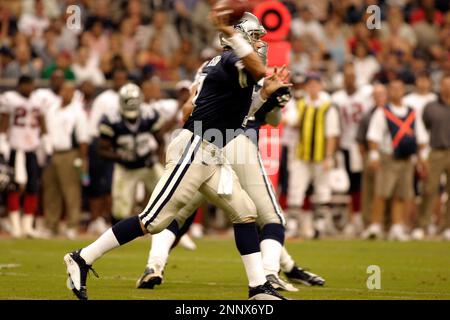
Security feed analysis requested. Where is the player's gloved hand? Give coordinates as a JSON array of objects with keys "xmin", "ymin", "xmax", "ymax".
[
  {"xmin": 261, "ymin": 65, "xmax": 292, "ymax": 100},
  {"xmin": 267, "ymin": 87, "xmax": 291, "ymax": 108}
]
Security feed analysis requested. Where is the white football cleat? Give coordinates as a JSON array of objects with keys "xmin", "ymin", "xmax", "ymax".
[
  {"xmin": 361, "ymin": 223, "xmax": 382, "ymax": 240},
  {"xmin": 428, "ymin": 224, "xmax": 438, "ymax": 237},
  {"xmin": 442, "ymin": 229, "xmax": 450, "ymax": 241},
  {"xmin": 265, "ymin": 274, "xmax": 299, "ymax": 292},
  {"xmin": 388, "ymin": 224, "xmax": 410, "ymax": 242},
  {"xmin": 136, "ymin": 261, "xmax": 165, "ymax": 289},
  {"xmin": 65, "ymin": 228, "xmax": 78, "ymax": 240},
  {"xmin": 190, "ymin": 223, "xmax": 204, "ymax": 239},
  {"xmin": 179, "ymin": 234, "xmax": 197, "ymax": 250},
  {"xmin": 411, "ymin": 228, "xmax": 425, "ymax": 241}
]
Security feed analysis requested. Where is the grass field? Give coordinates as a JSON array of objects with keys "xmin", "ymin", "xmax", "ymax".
[{"xmin": 1, "ymin": 236, "xmax": 450, "ymax": 300}]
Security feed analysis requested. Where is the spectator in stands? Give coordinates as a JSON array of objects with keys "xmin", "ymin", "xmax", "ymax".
[
  {"xmin": 42, "ymin": 50, "xmax": 75, "ymax": 80},
  {"xmin": 381, "ymin": 6, "xmax": 418, "ymax": 48},
  {"xmin": 72, "ymin": 46, "xmax": 105, "ymax": 86},
  {"xmin": 4, "ymin": 43, "xmax": 40, "ymax": 78},
  {"xmin": 17, "ymin": 0, "xmax": 49, "ymax": 40},
  {"xmin": 352, "ymin": 41, "xmax": 380, "ymax": 88},
  {"xmin": 43, "ymin": 81, "xmax": 89, "ymax": 239},
  {"xmin": 291, "ymin": 4, "xmax": 325, "ymax": 48},
  {"xmin": 84, "ymin": 18, "xmax": 111, "ymax": 59},
  {"xmin": 136, "ymin": 9, "xmax": 180, "ymax": 56}
]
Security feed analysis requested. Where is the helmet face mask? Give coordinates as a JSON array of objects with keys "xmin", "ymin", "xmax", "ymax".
[
  {"xmin": 220, "ymin": 12, "xmax": 267, "ymax": 64},
  {"xmin": 119, "ymin": 83, "xmax": 143, "ymax": 121}
]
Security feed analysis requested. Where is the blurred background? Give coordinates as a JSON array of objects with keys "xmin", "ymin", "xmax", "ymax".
[{"xmin": 0, "ymin": 0, "xmax": 449, "ymax": 243}]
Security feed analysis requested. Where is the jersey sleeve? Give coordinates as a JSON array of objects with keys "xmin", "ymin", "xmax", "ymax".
[{"xmin": 99, "ymin": 115, "xmax": 115, "ymax": 141}]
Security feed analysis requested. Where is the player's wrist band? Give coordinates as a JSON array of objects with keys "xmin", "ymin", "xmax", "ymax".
[
  {"xmin": 228, "ymin": 33, "xmax": 254, "ymax": 58},
  {"xmin": 368, "ymin": 150, "xmax": 380, "ymax": 162}
]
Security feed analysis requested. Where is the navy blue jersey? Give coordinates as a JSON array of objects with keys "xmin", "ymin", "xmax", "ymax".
[
  {"xmin": 99, "ymin": 107, "xmax": 161, "ymax": 169},
  {"xmin": 184, "ymin": 50, "xmax": 257, "ymax": 147}
]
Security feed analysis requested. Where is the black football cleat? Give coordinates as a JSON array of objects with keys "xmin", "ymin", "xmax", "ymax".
[
  {"xmin": 64, "ymin": 250, "xmax": 99, "ymax": 300},
  {"xmin": 248, "ymin": 281, "xmax": 289, "ymax": 300},
  {"xmin": 283, "ymin": 265, "xmax": 325, "ymax": 286},
  {"xmin": 136, "ymin": 266, "xmax": 163, "ymax": 289}
]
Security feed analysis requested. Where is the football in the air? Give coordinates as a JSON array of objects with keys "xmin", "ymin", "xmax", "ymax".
[{"xmin": 213, "ymin": 0, "xmax": 257, "ymax": 25}]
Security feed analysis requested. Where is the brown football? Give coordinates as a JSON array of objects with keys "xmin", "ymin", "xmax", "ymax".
[{"xmin": 213, "ymin": 0, "xmax": 257, "ymax": 25}]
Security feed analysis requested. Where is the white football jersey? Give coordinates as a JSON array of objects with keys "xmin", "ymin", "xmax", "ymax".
[
  {"xmin": 332, "ymin": 85, "xmax": 373, "ymax": 149},
  {"xmin": 402, "ymin": 92, "xmax": 437, "ymax": 118},
  {"xmin": 0, "ymin": 91, "xmax": 44, "ymax": 151},
  {"xmin": 30, "ymin": 88, "xmax": 61, "ymax": 116}
]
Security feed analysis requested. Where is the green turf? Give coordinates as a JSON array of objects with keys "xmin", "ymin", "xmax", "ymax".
[{"xmin": 1, "ymin": 236, "xmax": 450, "ymax": 300}]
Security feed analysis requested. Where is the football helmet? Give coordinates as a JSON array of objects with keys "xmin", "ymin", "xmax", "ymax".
[
  {"xmin": 220, "ymin": 12, "xmax": 268, "ymax": 64},
  {"xmin": 119, "ymin": 83, "xmax": 143, "ymax": 120}
]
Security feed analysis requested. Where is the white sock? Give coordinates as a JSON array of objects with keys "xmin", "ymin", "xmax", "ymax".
[
  {"xmin": 10, "ymin": 211, "xmax": 21, "ymax": 227},
  {"xmin": 9, "ymin": 211, "xmax": 22, "ymax": 236},
  {"xmin": 80, "ymin": 228, "xmax": 120, "ymax": 265},
  {"xmin": 280, "ymin": 246, "xmax": 295, "ymax": 273},
  {"xmin": 260, "ymin": 239, "xmax": 282, "ymax": 275},
  {"xmin": 241, "ymin": 252, "xmax": 267, "ymax": 287},
  {"xmin": 147, "ymin": 229, "xmax": 176, "ymax": 267},
  {"xmin": 22, "ymin": 214, "xmax": 34, "ymax": 233}
]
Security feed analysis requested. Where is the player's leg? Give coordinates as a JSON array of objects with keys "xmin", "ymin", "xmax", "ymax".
[
  {"xmin": 7, "ymin": 150, "xmax": 22, "ymax": 238},
  {"xmin": 225, "ymin": 135, "xmax": 290, "ymax": 289},
  {"xmin": 63, "ymin": 131, "xmax": 208, "ymax": 299},
  {"xmin": 21, "ymin": 152, "xmax": 40, "ymax": 237},
  {"xmin": 342, "ymin": 149, "xmax": 363, "ymax": 237},
  {"xmin": 136, "ymin": 192, "xmax": 206, "ymax": 289},
  {"xmin": 111, "ymin": 164, "xmax": 139, "ymax": 221}
]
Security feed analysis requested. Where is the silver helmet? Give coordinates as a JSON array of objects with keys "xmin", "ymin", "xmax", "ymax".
[
  {"xmin": 119, "ymin": 83, "xmax": 143, "ymax": 120},
  {"xmin": 220, "ymin": 12, "xmax": 268, "ymax": 63}
]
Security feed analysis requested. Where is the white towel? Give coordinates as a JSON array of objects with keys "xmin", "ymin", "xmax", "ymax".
[
  {"xmin": 217, "ymin": 164, "xmax": 233, "ymax": 195},
  {"xmin": 14, "ymin": 150, "xmax": 27, "ymax": 186}
]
